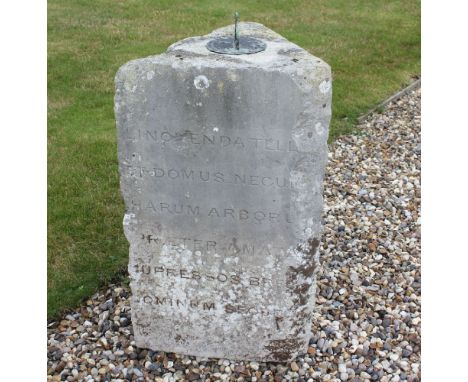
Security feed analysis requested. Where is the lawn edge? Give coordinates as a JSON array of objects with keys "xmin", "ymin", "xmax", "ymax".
[{"xmin": 357, "ymin": 78, "xmax": 421, "ymax": 124}]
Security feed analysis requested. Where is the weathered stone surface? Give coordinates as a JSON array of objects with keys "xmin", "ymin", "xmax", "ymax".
[{"xmin": 115, "ymin": 22, "xmax": 332, "ymax": 361}]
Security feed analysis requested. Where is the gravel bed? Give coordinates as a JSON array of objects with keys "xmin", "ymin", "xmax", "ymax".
[{"xmin": 47, "ymin": 89, "xmax": 421, "ymax": 382}]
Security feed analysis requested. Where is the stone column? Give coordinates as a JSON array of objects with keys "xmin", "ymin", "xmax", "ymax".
[{"xmin": 115, "ymin": 22, "xmax": 332, "ymax": 361}]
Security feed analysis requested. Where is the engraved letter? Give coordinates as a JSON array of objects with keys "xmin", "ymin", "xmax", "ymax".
[
  {"xmin": 203, "ymin": 302, "xmax": 215, "ymax": 310},
  {"xmin": 224, "ymin": 209, "xmax": 235, "ymax": 218},
  {"xmin": 200, "ymin": 171, "xmax": 210, "ymax": 182},
  {"xmin": 187, "ymin": 205, "xmax": 200, "ymax": 216},
  {"xmin": 193, "ymin": 239, "xmax": 203, "ymax": 251},
  {"xmin": 208, "ymin": 208, "xmax": 220, "ymax": 217},
  {"xmin": 154, "ymin": 168, "xmax": 165, "ymax": 177},
  {"xmin": 249, "ymin": 277, "xmax": 260, "ymax": 286},
  {"xmin": 220, "ymin": 136, "xmax": 231, "ymax": 147},
  {"xmin": 230, "ymin": 274, "xmax": 241, "ymax": 284},
  {"xmin": 146, "ymin": 201, "xmax": 156, "ymax": 212},
  {"xmin": 249, "ymin": 175, "xmax": 260, "ymax": 186},
  {"xmin": 233, "ymin": 137, "xmax": 245, "ymax": 148},
  {"xmin": 182, "ymin": 169, "xmax": 194, "ymax": 180},
  {"xmin": 206, "ymin": 241, "xmax": 217, "ymax": 251},
  {"xmin": 131, "ymin": 200, "xmax": 141, "ymax": 212},
  {"xmin": 180, "ymin": 269, "xmax": 190, "ymax": 279},
  {"xmin": 145, "ymin": 130, "xmax": 157, "ymax": 141},
  {"xmin": 160, "ymin": 203, "xmax": 171, "ymax": 213},
  {"xmin": 234, "ymin": 174, "xmax": 246, "ymax": 185},
  {"xmin": 203, "ymin": 135, "xmax": 215, "ymax": 144},
  {"xmin": 214, "ymin": 172, "xmax": 224, "ymax": 183},
  {"xmin": 155, "ymin": 296, "xmax": 167, "ymax": 305},
  {"xmin": 168, "ymin": 169, "xmax": 179, "ymax": 179},
  {"xmin": 239, "ymin": 209, "xmax": 249, "ymax": 220},
  {"xmin": 262, "ymin": 177, "xmax": 273, "ymax": 186}
]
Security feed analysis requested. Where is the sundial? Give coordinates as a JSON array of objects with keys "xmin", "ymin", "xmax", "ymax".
[{"xmin": 206, "ymin": 12, "xmax": 267, "ymax": 55}]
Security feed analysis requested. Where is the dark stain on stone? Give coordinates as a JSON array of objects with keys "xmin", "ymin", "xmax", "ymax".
[
  {"xmin": 277, "ymin": 47, "xmax": 303, "ymax": 56},
  {"xmin": 287, "ymin": 238, "xmax": 319, "ymax": 283},
  {"xmin": 285, "ymin": 237, "xmax": 320, "ymax": 335},
  {"xmin": 264, "ymin": 338, "xmax": 303, "ymax": 361},
  {"xmin": 294, "ymin": 283, "xmax": 310, "ymax": 304},
  {"xmin": 231, "ymin": 237, "xmax": 241, "ymax": 254}
]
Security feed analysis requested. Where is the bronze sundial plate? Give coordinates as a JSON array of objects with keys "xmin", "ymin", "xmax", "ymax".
[{"xmin": 206, "ymin": 36, "xmax": 267, "ymax": 55}]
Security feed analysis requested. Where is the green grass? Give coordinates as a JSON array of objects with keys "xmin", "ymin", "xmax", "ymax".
[{"xmin": 48, "ymin": 0, "xmax": 420, "ymax": 318}]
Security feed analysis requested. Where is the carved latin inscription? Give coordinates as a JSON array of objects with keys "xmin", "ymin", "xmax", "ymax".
[
  {"xmin": 122, "ymin": 128, "xmax": 303, "ymax": 153},
  {"xmin": 122, "ymin": 165, "xmax": 293, "ymax": 189},
  {"xmin": 130, "ymin": 201, "xmax": 293, "ymax": 224}
]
